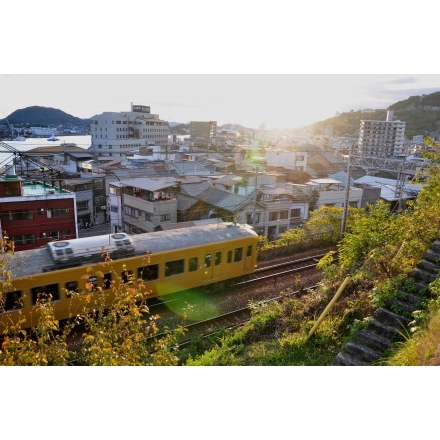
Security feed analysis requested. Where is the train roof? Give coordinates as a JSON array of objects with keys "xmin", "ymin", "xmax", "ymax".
[{"xmin": 5, "ymin": 222, "xmax": 259, "ymax": 278}]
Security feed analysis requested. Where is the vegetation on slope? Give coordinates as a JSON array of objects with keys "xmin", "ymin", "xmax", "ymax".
[
  {"xmin": 187, "ymin": 139, "xmax": 440, "ymax": 366},
  {"xmin": 311, "ymin": 90, "xmax": 440, "ymax": 138}
]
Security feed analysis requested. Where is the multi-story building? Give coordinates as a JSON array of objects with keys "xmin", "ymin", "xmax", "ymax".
[
  {"xmin": 88, "ymin": 104, "xmax": 169, "ymax": 159},
  {"xmin": 0, "ymin": 166, "xmax": 77, "ymax": 251},
  {"xmin": 190, "ymin": 121, "xmax": 217, "ymax": 147},
  {"xmin": 107, "ymin": 177, "xmax": 178, "ymax": 234},
  {"xmin": 358, "ymin": 111, "xmax": 406, "ymax": 158},
  {"xmin": 62, "ymin": 176, "xmax": 107, "ymax": 228}
]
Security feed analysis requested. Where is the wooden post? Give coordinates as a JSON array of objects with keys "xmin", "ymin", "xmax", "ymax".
[{"xmin": 305, "ymin": 276, "xmax": 350, "ymax": 342}]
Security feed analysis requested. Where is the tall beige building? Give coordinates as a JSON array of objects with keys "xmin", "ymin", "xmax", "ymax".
[
  {"xmin": 190, "ymin": 121, "xmax": 217, "ymax": 147},
  {"xmin": 358, "ymin": 111, "xmax": 406, "ymax": 158},
  {"xmin": 88, "ymin": 104, "xmax": 169, "ymax": 158}
]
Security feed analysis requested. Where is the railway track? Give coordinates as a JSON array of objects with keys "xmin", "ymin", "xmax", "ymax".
[
  {"xmin": 66, "ymin": 247, "xmax": 332, "ymax": 363},
  {"xmin": 152, "ymin": 250, "xmax": 329, "ymax": 347},
  {"xmin": 150, "ymin": 250, "xmax": 330, "ymax": 313}
]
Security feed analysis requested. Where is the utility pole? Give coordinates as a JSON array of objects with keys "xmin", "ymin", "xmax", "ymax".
[
  {"xmin": 340, "ymin": 145, "xmax": 352, "ymax": 239},
  {"xmin": 252, "ymin": 165, "xmax": 258, "ymax": 228}
]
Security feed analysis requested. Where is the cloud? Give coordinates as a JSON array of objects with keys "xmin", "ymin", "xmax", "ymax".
[{"xmin": 385, "ymin": 77, "xmax": 418, "ymax": 85}]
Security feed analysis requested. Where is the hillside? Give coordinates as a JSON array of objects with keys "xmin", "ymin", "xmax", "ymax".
[
  {"xmin": 0, "ymin": 106, "xmax": 90, "ymax": 126},
  {"xmin": 311, "ymin": 90, "xmax": 440, "ymax": 138}
]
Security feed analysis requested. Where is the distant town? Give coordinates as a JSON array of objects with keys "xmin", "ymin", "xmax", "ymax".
[{"xmin": 0, "ymin": 102, "xmax": 436, "ymax": 252}]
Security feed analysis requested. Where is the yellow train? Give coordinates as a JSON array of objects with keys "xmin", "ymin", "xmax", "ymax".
[{"xmin": 0, "ymin": 222, "xmax": 259, "ymax": 333}]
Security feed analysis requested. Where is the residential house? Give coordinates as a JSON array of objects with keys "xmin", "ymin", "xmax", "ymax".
[
  {"xmin": 108, "ymin": 177, "xmax": 178, "ymax": 234},
  {"xmin": 306, "ymin": 178, "xmax": 363, "ymax": 210},
  {"xmin": 307, "ymin": 151, "xmax": 347, "ymax": 178}
]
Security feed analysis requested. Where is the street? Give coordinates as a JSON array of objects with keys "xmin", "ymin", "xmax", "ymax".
[{"xmin": 78, "ymin": 222, "xmax": 113, "ymax": 238}]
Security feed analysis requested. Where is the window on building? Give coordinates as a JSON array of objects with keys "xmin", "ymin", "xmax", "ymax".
[
  {"xmin": 94, "ymin": 180, "xmax": 104, "ymax": 189},
  {"xmin": 1, "ymin": 210, "xmax": 33, "ymax": 222},
  {"xmin": 291, "ymin": 208, "xmax": 301, "ymax": 219},
  {"xmin": 279, "ymin": 210, "xmax": 289, "ymax": 220},
  {"xmin": 246, "ymin": 212, "xmax": 260, "ymax": 224},
  {"xmin": 11, "ymin": 234, "xmax": 36, "ymax": 245},
  {"xmin": 160, "ymin": 214, "xmax": 171, "ymax": 222},
  {"xmin": 47, "ymin": 208, "xmax": 69, "ymax": 218},
  {"xmin": 77, "ymin": 201, "xmax": 89, "ymax": 211},
  {"xmin": 94, "ymin": 196, "xmax": 106, "ymax": 206},
  {"xmin": 269, "ymin": 212, "xmax": 278, "ymax": 221}
]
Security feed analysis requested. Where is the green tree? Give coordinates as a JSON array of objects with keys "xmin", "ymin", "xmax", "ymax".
[{"xmin": 1, "ymin": 249, "xmax": 184, "ymax": 366}]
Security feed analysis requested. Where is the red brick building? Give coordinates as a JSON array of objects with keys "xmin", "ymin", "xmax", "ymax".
[{"xmin": 0, "ymin": 168, "xmax": 77, "ymax": 251}]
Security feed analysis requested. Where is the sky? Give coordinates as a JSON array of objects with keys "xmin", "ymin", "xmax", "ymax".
[
  {"xmin": 2, "ymin": 2, "xmax": 439, "ymax": 133},
  {"xmin": 1, "ymin": 74, "xmax": 439, "ymax": 131}
]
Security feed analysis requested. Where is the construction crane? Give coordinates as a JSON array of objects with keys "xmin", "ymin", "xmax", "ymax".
[{"xmin": 0, "ymin": 141, "xmax": 62, "ymax": 183}]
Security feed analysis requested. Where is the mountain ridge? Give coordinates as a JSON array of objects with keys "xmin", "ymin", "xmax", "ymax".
[
  {"xmin": 0, "ymin": 106, "xmax": 90, "ymax": 126},
  {"xmin": 311, "ymin": 90, "xmax": 440, "ymax": 138}
]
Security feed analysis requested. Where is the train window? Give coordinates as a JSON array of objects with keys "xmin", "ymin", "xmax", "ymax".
[
  {"xmin": 102, "ymin": 273, "xmax": 112, "ymax": 290},
  {"xmin": 31, "ymin": 283, "xmax": 60, "ymax": 305},
  {"xmin": 66, "ymin": 248, "xmax": 73, "ymax": 254},
  {"xmin": 137, "ymin": 264, "xmax": 159, "ymax": 281},
  {"xmin": 234, "ymin": 247, "xmax": 243, "ymax": 262},
  {"xmin": 65, "ymin": 281, "xmax": 79, "ymax": 297},
  {"xmin": 204, "ymin": 254, "xmax": 212, "ymax": 268},
  {"xmin": 87, "ymin": 276, "xmax": 98, "ymax": 291},
  {"xmin": 189, "ymin": 257, "xmax": 198, "ymax": 272},
  {"xmin": 165, "ymin": 259, "xmax": 185, "ymax": 277},
  {"xmin": 227, "ymin": 250, "xmax": 232, "ymax": 263},
  {"xmin": 122, "ymin": 270, "xmax": 134, "ymax": 284},
  {"xmin": 247, "ymin": 245, "xmax": 253, "ymax": 257},
  {"xmin": 1, "ymin": 290, "xmax": 24, "ymax": 312},
  {"xmin": 215, "ymin": 251, "xmax": 222, "ymax": 265}
]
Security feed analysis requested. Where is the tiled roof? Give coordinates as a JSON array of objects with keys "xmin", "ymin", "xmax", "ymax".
[
  {"xmin": 201, "ymin": 187, "xmax": 250, "ymax": 211},
  {"xmin": 180, "ymin": 180, "xmax": 213, "ymax": 197}
]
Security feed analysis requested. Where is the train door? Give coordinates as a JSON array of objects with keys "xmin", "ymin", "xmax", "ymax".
[
  {"xmin": 203, "ymin": 252, "xmax": 213, "ymax": 283},
  {"xmin": 244, "ymin": 243, "xmax": 255, "ymax": 272},
  {"xmin": 212, "ymin": 249, "xmax": 223, "ymax": 280},
  {"xmin": 203, "ymin": 250, "xmax": 222, "ymax": 282}
]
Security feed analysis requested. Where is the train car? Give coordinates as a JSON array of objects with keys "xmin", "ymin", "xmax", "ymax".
[{"xmin": 0, "ymin": 222, "xmax": 259, "ymax": 333}]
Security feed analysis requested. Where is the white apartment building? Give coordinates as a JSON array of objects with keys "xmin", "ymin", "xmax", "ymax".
[
  {"xmin": 88, "ymin": 104, "xmax": 169, "ymax": 159},
  {"xmin": 358, "ymin": 110, "xmax": 406, "ymax": 158}
]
